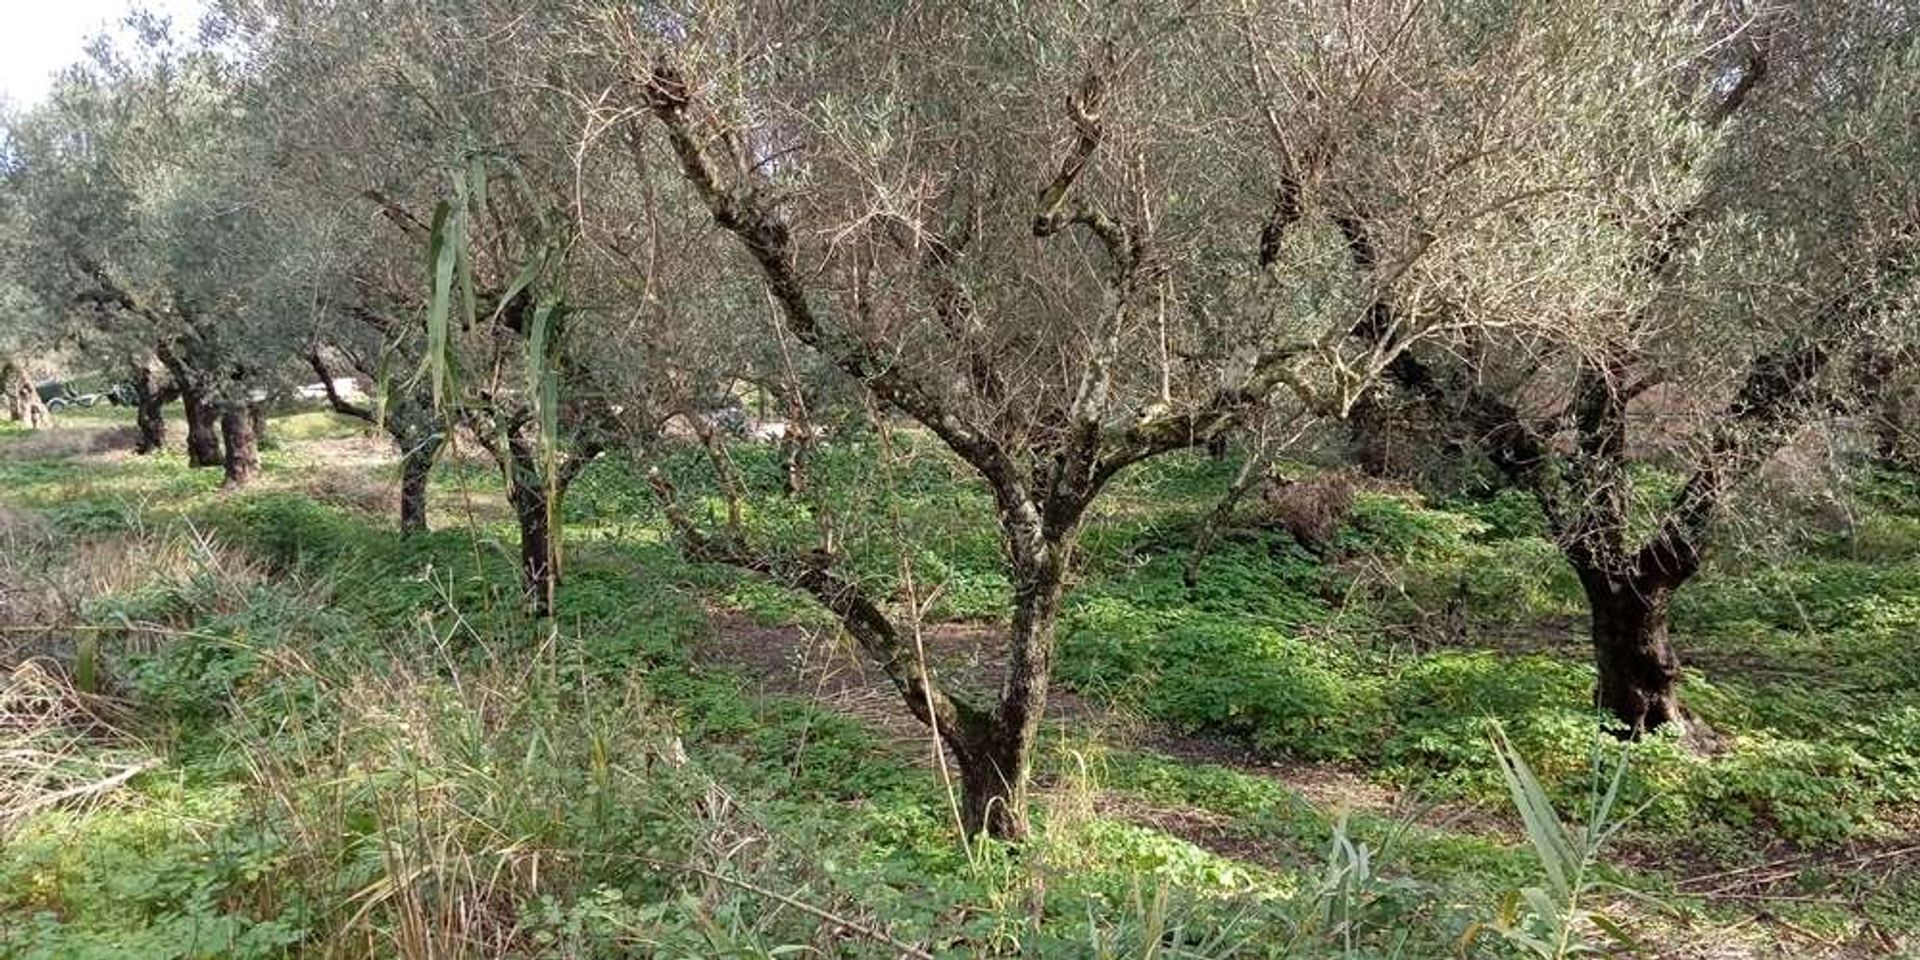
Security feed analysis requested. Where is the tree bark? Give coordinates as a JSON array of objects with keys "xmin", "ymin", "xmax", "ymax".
[
  {"xmin": 220, "ymin": 403, "xmax": 261, "ymax": 489},
  {"xmin": 502, "ymin": 430, "xmax": 566, "ymax": 616},
  {"xmin": 249, "ymin": 402, "xmax": 270, "ymax": 448},
  {"xmin": 508, "ymin": 471, "xmax": 557, "ymax": 617},
  {"xmin": 484, "ymin": 421, "xmax": 600, "ymax": 617},
  {"xmin": 779, "ymin": 429, "xmax": 812, "ymax": 495},
  {"xmin": 950, "ymin": 562, "xmax": 1067, "ymax": 840},
  {"xmin": 180, "ymin": 384, "xmax": 224, "ymax": 467},
  {"xmin": 1578, "ymin": 570, "xmax": 1684, "ymax": 735},
  {"xmin": 156, "ymin": 343, "xmax": 224, "ymax": 467},
  {"xmin": 950, "ymin": 719, "xmax": 1033, "ymax": 841},
  {"xmin": 3, "ymin": 360, "xmax": 51, "ymax": 429},
  {"xmin": 398, "ymin": 435, "xmax": 441, "ymax": 535},
  {"xmin": 935, "ymin": 518, "xmax": 1074, "ymax": 840},
  {"xmin": 129, "ymin": 367, "xmax": 171, "ymax": 454}
]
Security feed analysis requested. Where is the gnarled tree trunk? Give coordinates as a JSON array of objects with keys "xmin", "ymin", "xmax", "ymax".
[
  {"xmin": 1577, "ymin": 569, "xmax": 1684, "ymax": 734},
  {"xmin": 502, "ymin": 431, "xmax": 588, "ymax": 617},
  {"xmin": 220, "ymin": 403, "xmax": 261, "ymax": 489},
  {"xmin": 474, "ymin": 419, "xmax": 600, "ymax": 617},
  {"xmin": 249, "ymin": 402, "xmax": 270, "ymax": 449},
  {"xmin": 948, "ymin": 717, "xmax": 1034, "ymax": 841},
  {"xmin": 180, "ymin": 384, "xmax": 223, "ymax": 467},
  {"xmin": 156, "ymin": 344, "xmax": 224, "ymax": 467},
  {"xmin": 508, "ymin": 468, "xmax": 557, "ymax": 617},
  {"xmin": 129, "ymin": 366, "xmax": 172, "ymax": 454},
  {"xmin": 4, "ymin": 360, "xmax": 51, "ymax": 430},
  {"xmin": 946, "ymin": 558, "xmax": 1068, "ymax": 840},
  {"xmin": 398, "ymin": 434, "xmax": 442, "ymax": 535}
]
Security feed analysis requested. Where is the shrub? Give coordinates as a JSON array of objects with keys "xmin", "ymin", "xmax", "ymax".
[{"xmin": 1259, "ymin": 472, "xmax": 1357, "ymax": 552}]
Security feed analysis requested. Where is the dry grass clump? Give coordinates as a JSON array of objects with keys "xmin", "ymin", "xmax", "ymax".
[
  {"xmin": 0, "ymin": 506, "xmax": 61, "ymax": 657},
  {"xmin": 0, "ymin": 515, "xmax": 262, "ymax": 836},
  {"xmin": 278, "ymin": 434, "xmax": 404, "ymax": 519},
  {"xmin": 1259, "ymin": 471, "xmax": 1359, "ymax": 552},
  {"xmin": 297, "ymin": 467, "xmax": 400, "ymax": 520},
  {"xmin": 0, "ymin": 657, "xmax": 155, "ymax": 835},
  {"xmin": 3, "ymin": 523, "xmax": 265, "ymax": 663},
  {"xmin": 0, "ymin": 506, "xmax": 73, "ymax": 664},
  {"xmin": 226, "ymin": 637, "xmax": 680, "ymax": 957}
]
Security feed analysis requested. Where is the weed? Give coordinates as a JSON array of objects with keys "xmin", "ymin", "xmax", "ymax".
[{"xmin": 1466, "ymin": 725, "xmax": 1653, "ymax": 959}]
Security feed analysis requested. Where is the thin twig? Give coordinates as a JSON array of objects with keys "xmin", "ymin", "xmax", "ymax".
[
  {"xmin": 10, "ymin": 758, "xmax": 159, "ymax": 822},
  {"xmin": 1680, "ymin": 844, "xmax": 1920, "ymax": 890}
]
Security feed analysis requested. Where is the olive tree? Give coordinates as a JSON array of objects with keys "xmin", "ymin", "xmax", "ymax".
[
  {"xmin": 0, "ymin": 14, "xmax": 286, "ymax": 482},
  {"xmin": 1310, "ymin": 0, "xmax": 1920, "ymax": 734},
  {"xmin": 219, "ymin": 0, "xmax": 638, "ymax": 609},
  {"xmin": 585, "ymin": 0, "xmax": 1495, "ymax": 839}
]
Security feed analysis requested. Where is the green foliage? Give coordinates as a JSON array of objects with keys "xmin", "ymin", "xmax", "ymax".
[
  {"xmin": 1377, "ymin": 653, "xmax": 1598, "ymax": 792},
  {"xmin": 1335, "ymin": 492, "xmax": 1485, "ymax": 561},
  {"xmin": 44, "ymin": 499, "xmax": 145, "ymax": 539},
  {"xmin": 1685, "ymin": 736, "xmax": 1881, "ymax": 844},
  {"xmin": 1447, "ymin": 489, "xmax": 1551, "ymax": 541},
  {"xmin": 1049, "ymin": 457, "xmax": 1920, "ymax": 857},
  {"xmin": 1062, "ymin": 600, "xmax": 1378, "ymax": 759},
  {"xmin": 6, "ymin": 418, "xmax": 1919, "ymax": 957},
  {"xmin": 0, "ymin": 795, "xmax": 308, "ymax": 960},
  {"xmin": 266, "ymin": 410, "xmax": 366, "ymax": 442}
]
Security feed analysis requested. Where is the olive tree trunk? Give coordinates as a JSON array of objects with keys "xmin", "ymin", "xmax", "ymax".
[
  {"xmin": 501, "ymin": 433, "xmax": 595, "ymax": 617},
  {"xmin": 156, "ymin": 345, "xmax": 224, "ymax": 467},
  {"xmin": 129, "ymin": 366, "xmax": 172, "ymax": 454},
  {"xmin": 946, "ymin": 554, "xmax": 1068, "ymax": 839},
  {"xmin": 398, "ymin": 435, "xmax": 442, "ymax": 535},
  {"xmin": 249, "ymin": 402, "xmax": 270, "ymax": 448},
  {"xmin": 950, "ymin": 720, "xmax": 1034, "ymax": 841},
  {"xmin": 1576, "ymin": 570, "xmax": 1685, "ymax": 734},
  {"xmin": 219, "ymin": 403, "xmax": 261, "ymax": 489},
  {"xmin": 507, "ymin": 467, "xmax": 557, "ymax": 617},
  {"xmin": 3, "ymin": 360, "xmax": 51, "ymax": 429},
  {"xmin": 180, "ymin": 384, "xmax": 224, "ymax": 467}
]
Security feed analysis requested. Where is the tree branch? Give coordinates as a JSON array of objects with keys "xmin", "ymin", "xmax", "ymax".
[
  {"xmin": 647, "ymin": 467, "xmax": 987, "ymax": 739},
  {"xmin": 306, "ymin": 348, "xmax": 375, "ymax": 422},
  {"xmin": 363, "ymin": 189, "xmax": 432, "ymax": 239},
  {"xmin": 640, "ymin": 64, "xmax": 1017, "ymax": 494},
  {"xmin": 1030, "ymin": 68, "xmax": 1134, "ymax": 267}
]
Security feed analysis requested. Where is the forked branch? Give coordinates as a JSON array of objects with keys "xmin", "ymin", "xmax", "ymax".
[{"xmin": 646, "ymin": 467, "xmax": 987, "ymax": 740}]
